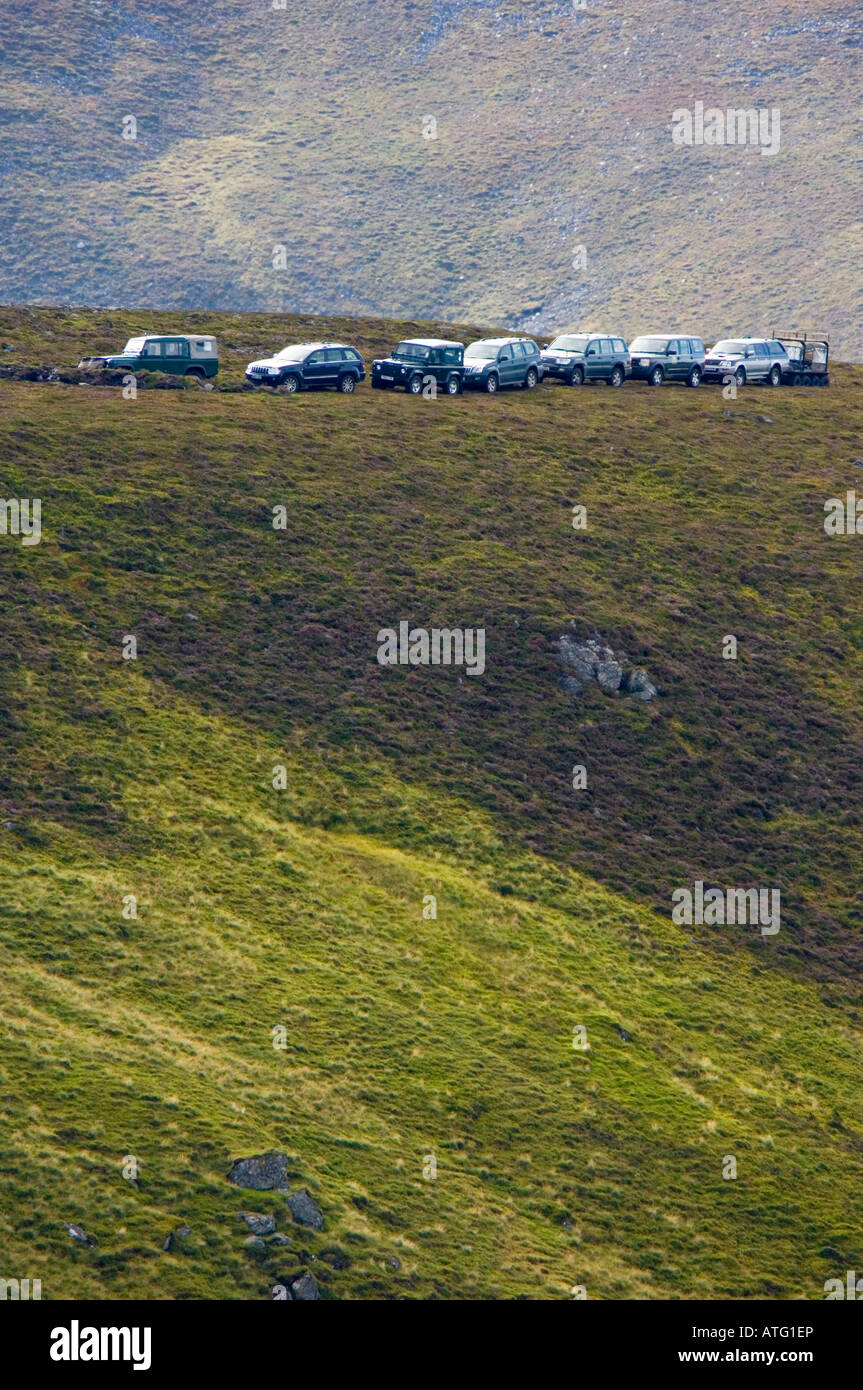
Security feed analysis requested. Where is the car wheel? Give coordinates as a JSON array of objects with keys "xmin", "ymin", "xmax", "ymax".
[
  {"xmin": 686, "ymin": 366, "xmax": 701, "ymax": 388},
  {"xmin": 609, "ymin": 365, "xmax": 624, "ymax": 388},
  {"xmin": 569, "ymin": 365, "xmax": 584, "ymax": 386},
  {"xmin": 524, "ymin": 367, "xmax": 538, "ymax": 389},
  {"xmin": 649, "ymin": 365, "xmax": 664, "ymax": 387},
  {"xmin": 283, "ymin": 374, "xmax": 300, "ymax": 394},
  {"xmin": 734, "ymin": 366, "xmax": 746, "ymax": 387},
  {"xmin": 184, "ymin": 366, "xmax": 205, "ymax": 378},
  {"xmin": 407, "ymin": 373, "xmax": 423, "ymax": 395},
  {"xmin": 444, "ymin": 373, "xmax": 460, "ymax": 395},
  {"xmin": 485, "ymin": 373, "xmax": 499, "ymax": 394},
  {"xmin": 337, "ymin": 373, "xmax": 356, "ymax": 393},
  {"xmin": 767, "ymin": 364, "xmax": 781, "ymax": 387}
]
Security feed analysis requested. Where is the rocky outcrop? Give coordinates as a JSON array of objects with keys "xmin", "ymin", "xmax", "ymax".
[
  {"xmin": 557, "ymin": 630, "xmax": 658, "ymax": 702},
  {"xmin": 287, "ymin": 1189, "xmax": 324, "ymax": 1231},
  {"xmin": 227, "ymin": 1152, "xmax": 290, "ymax": 1191}
]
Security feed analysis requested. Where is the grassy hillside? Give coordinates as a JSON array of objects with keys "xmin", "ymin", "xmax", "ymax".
[
  {"xmin": 1, "ymin": 0, "xmax": 861, "ymax": 358},
  {"xmin": 0, "ymin": 305, "xmax": 861, "ymax": 1300}
]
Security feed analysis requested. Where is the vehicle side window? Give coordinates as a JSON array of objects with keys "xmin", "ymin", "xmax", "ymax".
[
  {"xmin": 755, "ymin": 342, "xmax": 768, "ymax": 357},
  {"xmin": 599, "ymin": 338, "xmax": 613, "ymax": 354},
  {"xmin": 692, "ymin": 339, "xmax": 704, "ymax": 354},
  {"xmin": 325, "ymin": 349, "xmax": 344, "ymax": 363},
  {"xmin": 769, "ymin": 341, "xmax": 784, "ymax": 355},
  {"xmin": 524, "ymin": 341, "xmax": 538, "ymax": 357},
  {"xmin": 678, "ymin": 339, "xmax": 692, "ymax": 358},
  {"xmin": 164, "ymin": 340, "xmax": 187, "ymax": 357},
  {"xmin": 344, "ymin": 348, "xmax": 360, "ymax": 361},
  {"xmin": 515, "ymin": 343, "xmax": 528, "ymax": 359},
  {"xmin": 667, "ymin": 340, "xmax": 679, "ymax": 355},
  {"xmin": 613, "ymin": 338, "xmax": 627, "ymax": 353},
  {"xmin": 143, "ymin": 341, "xmax": 162, "ymax": 357},
  {"xmin": 498, "ymin": 347, "xmax": 511, "ymax": 362},
  {"xmin": 443, "ymin": 348, "xmax": 460, "ymax": 365},
  {"xmin": 586, "ymin": 340, "xmax": 599, "ymax": 355},
  {"xmin": 307, "ymin": 351, "xmax": 324, "ymax": 364}
]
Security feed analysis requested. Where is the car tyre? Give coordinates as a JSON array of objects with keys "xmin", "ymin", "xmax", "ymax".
[
  {"xmin": 733, "ymin": 366, "xmax": 746, "ymax": 387},
  {"xmin": 283, "ymin": 374, "xmax": 300, "ymax": 394},
  {"xmin": 445, "ymin": 373, "xmax": 461, "ymax": 396},
  {"xmin": 569, "ymin": 365, "xmax": 585, "ymax": 386},
  {"xmin": 485, "ymin": 373, "xmax": 499, "ymax": 394},
  {"xmin": 185, "ymin": 366, "xmax": 205, "ymax": 379},
  {"xmin": 609, "ymin": 365, "xmax": 624, "ymax": 388},
  {"xmin": 337, "ymin": 373, "xmax": 356, "ymax": 393},
  {"xmin": 767, "ymin": 364, "xmax": 781, "ymax": 387},
  {"xmin": 407, "ymin": 373, "xmax": 423, "ymax": 395},
  {"xmin": 686, "ymin": 366, "xmax": 701, "ymax": 388},
  {"xmin": 524, "ymin": 367, "xmax": 538, "ymax": 389},
  {"xmin": 649, "ymin": 365, "xmax": 664, "ymax": 387}
]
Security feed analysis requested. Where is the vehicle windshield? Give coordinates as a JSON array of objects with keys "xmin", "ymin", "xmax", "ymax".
[
  {"xmin": 465, "ymin": 341, "xmax": 497, "ymax": 359},
  {"xmin": 548, "ymin": 335, "xmax": 590, "ymax": 352},
  {"xmin": 122, "ymin": 338, "xmax": 146, "ymax": 354},
  {"xmin": 712, "ymin": 341, "xmax": 749, "ymax": 355},
  {"xmin": 274, "ymin": 345, "xmax": 312, "ymax": 362},
  {"xmin": 630, "ymin": 337, "xmax": 669, "ymax": 353},
  {"xmin": 393, "ymin": 342, "xmax": 430, "ymax": 361}
]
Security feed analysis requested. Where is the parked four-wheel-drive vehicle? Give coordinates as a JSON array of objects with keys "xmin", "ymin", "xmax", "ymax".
[
  {"xmin": 540, "ymin": 332, "xmax": 630, "ymax": 387},
  {"xmin": 86, "ymin": 334, "xmax": 219, "ymax": 377},
  {"xmin": 245, "ymin": 342, "xmax": 365, "ymax": 392},
  {"xmin": 628, "ymin": 334, "xmax": 705, "ymax": 387},
  {"xmin": 371, "ymin": 339, "xmax": 465, "ymax": 394},
  {"xmin": 773, "ymin": 329, "xmax": 830, "ymax": 386},
  {"xmin": 461, "ymin": 337, "xmax": 544, "ymax": 393},
  {"xmin": 702, "ymin": 337, "xmax": 790, "ymax": 387}
]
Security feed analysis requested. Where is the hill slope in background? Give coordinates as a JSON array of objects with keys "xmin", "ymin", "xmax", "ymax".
[
  {"xmin": 1, "ymin": 1, "xmax": 861, "ymax": 357},
  {"xmin": 0, "ymin": 306, "xmax": 861, "ymax": 1298}
]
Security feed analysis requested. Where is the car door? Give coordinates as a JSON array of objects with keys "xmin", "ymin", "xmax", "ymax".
[
  {"xmin": 304, "ymin": 349, "xmax": 328, "ymax": 386},
  {"xmin": 141, "ymin": 339, "xmax": 163, "ymax": 369},
  {"xmin": 497, "ymin": 344, "xmax": 514, "ymax": 385},
  {"xmin": 162, "ymin": 338, "xmax": 189, "ymax": 375},
  {"xmin": 676, "ymin": 337, "xmax": 692, "ymax": 379},
  {"xmin": 664, "ymin": 338, "xmax": 681, "ymax": 379},
  {"xmin": 753, "ymin": 342, "xmax": 770, "ymax": 379},
  {"xmin": 584, "ymin": 338, "xmax": 602, "ymax": 380},
  {"xmin": 599, "ymin": 338, "xmax": 615, "ymax": 379}
]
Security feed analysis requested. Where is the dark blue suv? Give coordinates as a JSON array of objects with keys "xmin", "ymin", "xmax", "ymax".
[{"xmin": 245, "ymin": 342, "xmax": 366, "ymax": 393}]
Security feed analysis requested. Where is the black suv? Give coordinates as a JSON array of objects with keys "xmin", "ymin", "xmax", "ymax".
[
  {"xmin": 462, "ymin": 337, "xmax": 544, "ymax": 392},
  {"xmin": 245, "ymin": 342, "xmax": 365, "ymax": 392},
  {"xmin": 628, "ymin": 334, "xmax": 705, "ymax": 387},
  {"xmin": 371, "ymin": 339, "xmax": 465, "ymax": 394},
  {"xmin": 540, "ymin": 333, "xmax": 630, "ymax": 387}
]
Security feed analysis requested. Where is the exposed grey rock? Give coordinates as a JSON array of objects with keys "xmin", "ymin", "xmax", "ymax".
[
  {"xmin": 596, "ymin": 659, "xmax": 623, "ymax": 693},
  {"xmin": 270, "ymin": 1233, "xmax": 293, "ymax": 1246},
  {"xmin": 241, "ymin": 1211, "xmax": 276, "ymax": 1236},
  {"xmin": 227, "ymin": 1152, "xmax": 289, "ymax": 1191},
  {"xmin": 162, "ymin": 1232, "xmax": 173, "ymax": 1252},
  {"xmin": 625, "ymin": 669, "xmax": 658, "ymax": 701},
  {"xmin": 289, "ymin": 1271, "xmax": 321, "ymax": 1300},
  {"xmin": 558, "ymin": 673, "xmax": 582, "ymax": 697},
  {"xmin": 243, "ymin": 1236, "xmax": 267, "ymax": 1252},
  {"xmin": 64, "ymin": 1222, "xmax": 95, "ymax": 1247},
  {"xmin": 616, "ymin": 1025, "xmax": 633, "ymax": 1042},
  {"xmin": 558, "ymin": 634, "xmax": 597, "ymax": 681},
  {"xmin": 176, "ymin": 1224, "xmax": 190, "ymax": 1237},
  {"xmin": 287, "ymin": 1189, "xmax": 324, "ymax": 1230}
]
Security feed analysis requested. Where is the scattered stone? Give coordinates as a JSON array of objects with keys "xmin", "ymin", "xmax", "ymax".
[
  {"xmin": 270, "ymin": 1233, "xmax": 293, "ymax": 1247},
  {"xmin": 616, "ymin": 1025, "xmax": 633, "ymax": 1042},
  {"xmin": 241, "ymin": 1212, "xmax": 276, "ymax": 1236},
  {"xmin": 162, "ymin": 1232, "xmax": 173, "ymax": 1252},
  {"xmin": 388, "ymin": 1255, "xmax": 401, "ymax": 1270},
  {"xmin": 558, "ymin": 673, "xmax": 582, "ymax": 697},
  {"xmin": 227, "ymin": 1152, "xmax": 289, "ymax": 1191},
  {"xmin": 287, "ymin": 1189, "xmax": 324, "ymax": 1230},
  {"xmin": 176, "ymin": 1224, "xmax": 190, "ymax": 1237},
  {"xmin": 289, "ymin": 1271, "xmax": 321, "ymax": 1301},
  {"xmin": 243, "ymin": 1236, "xmax": 267, "ymax": 1252},
  {"xmin": 757, "ymin": 415, "xmax": 773, "ymax": 424},
  {"xmin": 64, "ymin": 1222, "xmax": 95, "ymax": 1247}
]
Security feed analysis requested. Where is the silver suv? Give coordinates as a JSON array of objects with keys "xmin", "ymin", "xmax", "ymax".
[{"xmin": 702, "ymin": 338, "xmax": 789, "ymax": 387}]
